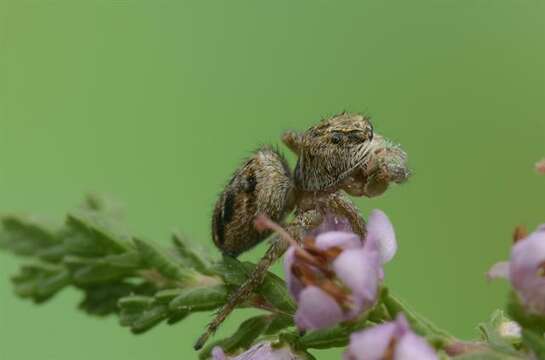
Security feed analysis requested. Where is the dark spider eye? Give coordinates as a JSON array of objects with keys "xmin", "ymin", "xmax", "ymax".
[
  {"xmin": 346, "ymin": 130, "xmax": 371, "ymax": 143},
  {"xmin": 330, "ymin": 132, "xmax": 343, "ymax": 144}
]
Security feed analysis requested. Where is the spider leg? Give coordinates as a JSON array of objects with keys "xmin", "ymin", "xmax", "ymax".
[
  {"xmin": 326, "ymin": 192, "xmax": 367, "ymax": 238},
  {"xmin": 281, "ymin": 130, "xmax": 302, "ymax": 156},
  {"xmin": 194, "ymin": 209, "xmax": 322, "ymax": 350}
]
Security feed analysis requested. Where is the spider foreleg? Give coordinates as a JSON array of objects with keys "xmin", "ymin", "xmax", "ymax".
[
  {"xmin": 326, "ymin": 192, "xmax": 367, "ymax": 238},
  {"xmin": 194, "ymin": 209, "xmax": 322, "ymax": 350}
]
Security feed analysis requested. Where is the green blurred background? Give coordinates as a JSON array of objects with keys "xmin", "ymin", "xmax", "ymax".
[{"xmin": 0, "ymin": 1, "xmax": 543, "ymax": 359}]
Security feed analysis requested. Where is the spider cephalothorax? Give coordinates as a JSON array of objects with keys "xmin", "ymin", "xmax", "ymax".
[
  {"xmin": 195, "ymin": 112, "xmax": 410, "ymax": 350},
  {"xmin": 284, "ymin": 112, "xmax": 374, "ymax": 192}
]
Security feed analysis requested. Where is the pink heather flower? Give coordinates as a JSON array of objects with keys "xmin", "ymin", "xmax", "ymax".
[
  {"xmin": 536, "ymin": 158, "xmax": 545, "ymax": 174},
  {"xmin": 344, "ymin": 314, "xmax": 438, "ymax": 360},
  {"xmin": 212, "ymin": 342, "xmax": 304, "ymax": 360},
  {"xmin": 284, "ymin": 209, "xmax": 397, "ymax": 331},
  {"xmin": 487, "ymin": 225, "xmax": 545, "ymax": 315}
]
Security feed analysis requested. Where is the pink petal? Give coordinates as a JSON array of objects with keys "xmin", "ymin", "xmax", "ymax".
[
  {"xmin": 315, "ymin": 231, "xmax": 362, "ymax": 250},
  {"xmin": 344, "ymin": 314, "xmax": 436, "ymax": 360},
  {"xmin": 510, "ymin": 227, "xmax": 545, "ymax": 314},
  {"xmin": 394, "ymin": 313, "xmax": 411, "ymax": 333},
  {"xmin": 283, "ymin": 246, "xmax": 304, "ymax": 300},
  {"xmin": 511, "ymin": 228, "xmax": 545, "ymax": 272},
  {"xmin": 295, "ymin": 286, "xmax": 344, "ymax": 330},
  {"xmin": 212, "ymin": 347, "xmax": 228, "ymax": 360},
  {"xmin": 486, "ymin": 261, "xmax": 510, "ymax": 281},
  {"xmin": 366, "ymin": 210, "xmax": 397, "ymax": 263},
  {"xmin": 343, "ymin": 322, "xmax": 397, "ymax": 360},
  {"xmin": 332, "ymin": 248, "xmax": 380, "ymax": 313},
  {"xmin": 395, "ymin": 332, "xmax": 438, "ymax": 360}
]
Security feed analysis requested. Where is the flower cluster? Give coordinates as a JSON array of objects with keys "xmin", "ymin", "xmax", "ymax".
[
  {"xmin": 488, "ymin": 225, "xmax": 545, "ymax": 315},
  {"xmin": 284, "ymin": 210, "xmax": 397, "ymax": 331}
]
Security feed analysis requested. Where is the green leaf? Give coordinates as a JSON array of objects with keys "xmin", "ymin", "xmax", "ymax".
[
  {"xmin": 212, "ymin": 257, "xmax": 296, "ymax": 314},
  {"xmin": 297, "ymin": 325, "xmax": 352, "ymax": 349},
  {"xmin": 245, "ymin": 263, "xmax": 296, "ymax": 314},
  {"xmin": 78, "ymin": 281, "xmax": 155, "ymax": 316},
  {"xmin": 222, "ymin": 315, "xmax": 272, "ymax": 350},
  {"xmin": 507, "ymin": 291, "xmax": 545, "ymax": 334},
  {"xmin": 11, "ymin": 263, "xmax": 70, "ymax": 303},
  {"xmin": 35, "ymin": 244, "xmax": 67, "ymax": 263},
  {"xmin": 522, "ymin": 329, "xmax": 545, "ymax": 359},
  {"xmin": 119, "ymin": 295, "xmax": 165, "ymax": 333},
  {"xmin": 264, "ymin": 314, "xmax": 293, "ymax": 335},
  {"xmin": 130, "ymin": 303, "xmax": 169, "ymax": 334},
  {"xmin": 165, "ymin": 310, "xmax": 190, "ymax": 325},
  {"xmin": 0, "ymin": 215, "xmax": 62, "ymax": 260},
  {"xmin": 63, "ymin": 253, "xmax": 138, "ymax": 285},
  {"xmin": 64, "ymin": 212, "xmax": 131, "ymax": 256},
  {"xmin": 169, "ymin": 285, "xmax": 228, "ymax": 312},
  {"xmin": 172, "ymin": 233, "xmax": 213, "ymax": 274},
  {"xmin": 199, "ymin": 315, "xmax": 272, "ymax": 359},
  {"xmin": 119, "ymin": 295, "xmax": 155, "ymax": 312},
  {"xmin": 154, "ymin": 288, "xmax": 185, "ymax": 304},
  {"xmin": 119, "ymin": 293, "xmax": 193, "ymax": 334},
  {"xmin": 133, "ymin": 237, "xmax": 195, "ymax": 283},
  {"xmin": 212, "ymin": 255, "xmax": 249, "ymax": 286}
]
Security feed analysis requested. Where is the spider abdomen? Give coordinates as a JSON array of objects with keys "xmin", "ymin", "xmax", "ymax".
[{"xmin": 212, "ymin": 147, "xmax": 294, "ymax": 257}]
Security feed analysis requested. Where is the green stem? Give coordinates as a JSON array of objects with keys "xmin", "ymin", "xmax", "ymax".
[{"xmin": 382, "ymin": 291, "xmax": 455, "ymax": 346}]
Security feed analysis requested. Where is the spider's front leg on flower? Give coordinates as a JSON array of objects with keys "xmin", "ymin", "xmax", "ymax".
[
  {"xmin": 194, "ymin": 208, "xmax": 325, "ymax": 350},
  {"xmin": 326, "ymin": 192, "xmax": 367, "ymax": 237}
]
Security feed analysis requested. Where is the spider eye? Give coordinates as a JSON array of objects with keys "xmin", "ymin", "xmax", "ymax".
[{"xmin": 330, "ymin": 132, "xmax": 343, "ymax": 144}]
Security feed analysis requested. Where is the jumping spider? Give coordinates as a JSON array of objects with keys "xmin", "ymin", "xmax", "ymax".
[{"xmin": 195, "ymin": 112, "xmax": 410, "ymax": 349}]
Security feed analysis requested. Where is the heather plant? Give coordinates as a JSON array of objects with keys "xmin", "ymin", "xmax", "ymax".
[{"xmin": 1, "ymin": 163, "xmax": 544, "ymax": 359}]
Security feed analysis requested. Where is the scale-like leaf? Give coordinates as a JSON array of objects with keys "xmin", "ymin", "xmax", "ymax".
[
  {"xmin": 172, "ymin": 233, "xmax": 213, "ymax": 274},
  {"xmin": 0, "ymin": 215, "xmax": 61, "ymax": 260},
  {"xmin": 264, "ymin": 314, "xmax": 293, "ymax": 335},
  {"xmin": 63, "ymin": 254, "xmax": 137, "ymax": 285},
  {"xmin": 119, "ymin": 294, "xmax": 191, "ymax": 334},
  {"xmin": 11, "ymin": 263, "xmax": 70, "ymax": 303},
  {"xmin": 241, "ymin": 262, "xmax": 296, "ymax": 314},
  {"xmin": 297, "ymin": 325, "xmax": 352, "ymax": 349},
  {"xmin": 522, "ymin": 329, "xmax": 545, "ymax": 359},
  {"xmin": 212, "ymin": 255, "xmax": 249, "ymax": 286},
  {"xmin": 133, "ymin": 238, "xmax": 195, "ymax": 283},
  {"xmin": 64, "ymin": 212, "xmax": 131, "ymax": 256},
  {"xmin": 78, "ymin": 281, "xmax": 155, "ymax": 316},
  {"xmin": 169, "ymin": 285, "xmax": 228, "ymax": 312}
]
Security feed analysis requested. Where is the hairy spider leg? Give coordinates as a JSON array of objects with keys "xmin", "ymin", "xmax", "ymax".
[{"xmin": 194, "ymin": 209, "xmax": 322, "ymax": 350}]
